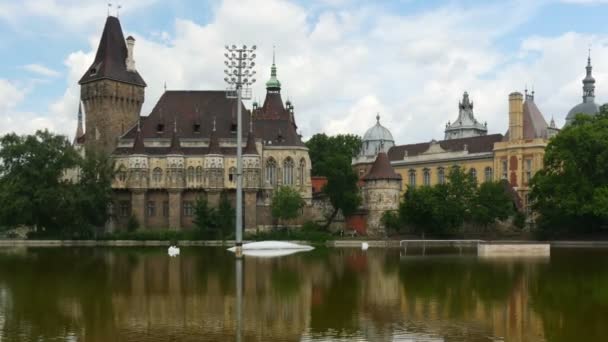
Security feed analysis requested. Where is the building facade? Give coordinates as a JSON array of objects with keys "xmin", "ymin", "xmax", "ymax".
[{"xmin": 75, "ymin": 16, "xmax": 312, "ymax": 230}]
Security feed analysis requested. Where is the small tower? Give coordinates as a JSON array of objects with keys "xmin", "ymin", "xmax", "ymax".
[
  {"xmin": 204, "ymin": 118, "xmax": 224, "ymax": 190},
  {"xmin": 565, "ymin": 51, "xmax": 601, "ymax": 125},
  {"xmin": 444, "ymin": 91, "xmax": 488, "ymax": 140},
  {"xmin": 362, "ymin": 152, "xmax": 402, "ymax": 236},
  {"xmin": 166, "ymin": 119, "xmax": 184, "ymax": 189},
  {"xmin": 243, "ymin": 113, "xmax": 261, "ymax": 189},
  {"xmin": 80, "ymin": 16, "xmax": 146, "ymax": 154},
  {"xmin": 128, "ymin": 121, "xmax": 149, "ymax": 227},
  {"xmin": 73, "ymin": 102, "xmax": 86, "ymax": 157}
]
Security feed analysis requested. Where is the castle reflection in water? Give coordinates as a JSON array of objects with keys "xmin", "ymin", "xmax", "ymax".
[{"xmin": 1, "ymin": 247, "xmax": 607, "ymax": 341}]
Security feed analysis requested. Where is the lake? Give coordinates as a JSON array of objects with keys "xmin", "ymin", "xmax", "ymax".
[{"xmin": 0, "ymin": 246, "xmax": 606, "ymax": 341}]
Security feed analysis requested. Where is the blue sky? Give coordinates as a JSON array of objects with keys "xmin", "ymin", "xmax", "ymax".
[{"xmin": 1, "ymin": 0, "xmax": 608, "ymax": 143}]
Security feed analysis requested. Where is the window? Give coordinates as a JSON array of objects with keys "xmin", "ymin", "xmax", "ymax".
[
  {"xmin": 423, "ymin": 168, "xmax": 431, "ymax": 186},
  {"xmin": 265, "ymin": 158, "xmax": 277, "ymax": 185},
  {"xmin": 196, "ymin": 166, "xmax": 203, "ymax": 182},
  {"xmin": 525, "ymin": 159, "xmax": 533, "ymax": 183},
  {"xmin": 437, "ymin": 167, "xmax": 445, "ymax": 185},
  {"xmin": 299, "ymin": 159, "xmax": 306, "ymax": 186},
  {"xmin": 408, "ymin": 169, "xmax": 416, "ymax": 187},
  {"xmin": 187, "ymin": 166, "xmax": 195, "ymax": 183},
  {"xmin": 153, "ymin": 168, "xmax": 163, "ymax": 183},
  {"xmin": 163, "ymin": 201, "xmax": 169, "ymax": 217},
  {"xmin": 501, "ymin": 160, "xmax": 508, "ymax": 180},
  {"xmin": 484, "ymin": 167, "xmax": 493, "ymax": 182},
  {"xmin": 119, "ymin": 201, "xmax": 130, "ymax": 217},
  {"xmin": 470, "ymin": 168, "xmax": 477, "ymax": 182},
  {"xmin": 146, "ymin": 201, "xmax": 156, "ymax": 217},
  {"xmin": 193, "ymin": 123, "xmax": 201, "ymax": 133},
  {"xmin": 229, "ymin": 167, "xmax": 236, "ymax": 183},
  {"xmin": 283, "ymin": 157, "xmax": 294, "ymax": 185},
  {"xmin": 156, "ymin": 123, "xmax": 165, "ymax": 133},
  {"xmin": 183, "ymin": 201, "xmax": 194, "ymax": 216}
]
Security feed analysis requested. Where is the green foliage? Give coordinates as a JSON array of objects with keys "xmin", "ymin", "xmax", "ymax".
[
  {"xmin": 399, "ymin": 166, "xmax": 515, "ymax": 237},
  {"xmin": 127, "ymin": 215, "xmax": 139, "ymax": 232},
  {"xmin": 322, "ymin": 155, "xmax": 361, "ymax": 229},
  {"xmin": 0, "ymin": 130, "xmax": 114, "ymax": 237},
  {"xmin": 271, "ymin": 186, "xmax": 305, "ymax": 224},
  {"xmin": 305, "ymin": 133, "xmax": 362, "ymax": 176},
  {"xmin": 530, "ymin": 109, "xmax": 608, "ymax": 235},
  {"xmin": 100, "ymin": 229, "xmax": 202, "ymax": 241},
  {"xmin": 193, "ymin": 192, "xmax": 235, "ymax": 240},
  {"xmin": 244, "ymin": 221, "xmax": 332, "ymax": 243},
  {"xmin": 381, "ymin": 211, "xmax": 400, "ymax": 235}
]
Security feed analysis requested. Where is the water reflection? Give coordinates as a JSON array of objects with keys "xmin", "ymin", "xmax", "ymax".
[{"xmin": 0, "ymin": 247, "xmax": 607, "ymax": 341}]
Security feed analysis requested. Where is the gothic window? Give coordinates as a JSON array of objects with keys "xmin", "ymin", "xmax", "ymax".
[
  {"xmin": 187, "ymin": 166, "xmax": 195, "ymax": 183},
  {"xmin": 484, "ymin": 167, "xmax": 493, "ymax": 182},
  {"xmin": 408, "ymin": 169, "xmax": 416, "ymax": 187},
  {"xmin": 283, "ymin": 157, "xmax": 294, "ymax": 185},
  {"xmin": 525, "ymin": 159, "xmax": 533, "ymax": 184},
  {"xmin": 501, "ymin": 160, "xmax": 508, "ymax": 180},
  {"xmin": 183, "ymin": 201, "xmax": 194, "ymax": 217},
  {"xmin": 423, "ymin": 168, "xmax": 431, "ymax": 186},
  {"xmin": 469, "ymin": 168, "xmax": 477, "ymax": 182},
  {"xmin": 299, "ymin": 158, "xmax": 306, "ymax": 186},
  {"xmin": 152, "ymin": 168, "xmax": 163, "ymax": 183},
  {"xmin": 119, "ymin": 201, "xmax": 130, "ymax": 217},
  {"xmin": 146, "ymin": 201, "xmax": 156, "ymax": 217},
  {"xmin": 229, "ymin": 167, "xmax": 236, "ymax": 183},
  {"xmin": 437, "ymin": 167, "xmax": 445, "ymax": 185},
  {"xmin": 196, "ymin": 166, "xmax": 203, "ymax": 183},
  {"xmin": 117, "ymin": 165, "xmax": 127, "ymax": 182},
  {"xmin": 265, "ymin": 157, "xmax": 277, "ymax": 185}
]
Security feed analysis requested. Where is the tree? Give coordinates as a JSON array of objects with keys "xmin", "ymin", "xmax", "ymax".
[
  {"xmin": 0, "ymin": 130, "xmax": 79, "ymax": 233},
  {"xmin": 530, "ymin": 108, "xmax": 608, "ymax": 235},
  {"xmin": 216, "ymin": 192, "xmax": 235, "ymax": 239},
  {"xmin": 471, "ymin": 181, "xmax": 515, "ymax": 229},
  {"xmin": 193, "ymin": 192, "xmax": 235, "ymax": 239},
  {"xmin": 271, "ymin": 186, "xmax": 305, "ymax": 227},
  {"xmin": 322, "ymin": 155, "xmax": 361, "ymax": 229},
  {"xmin": 306, "ymin": 133, "xmax": 361, "ymax": 176}
]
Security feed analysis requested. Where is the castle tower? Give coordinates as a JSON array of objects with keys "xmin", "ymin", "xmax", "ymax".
[
  {"xmin": 166, "ymin": 120, "xmax": 184, "ymax": 229},
  {"xmin": 128, "ymin": 122, "xmax": 149, "ymax": 227},
  {"xmin": 79, "ymin": 16, "xmax": 146, "ymax": 154},
  {"xmin": 508, "ymin": 92, "xmax": 524, "ymax": 141},
  {"xmin": 363, "ymin": 152, "xmax": 402, "ymax": 236}
]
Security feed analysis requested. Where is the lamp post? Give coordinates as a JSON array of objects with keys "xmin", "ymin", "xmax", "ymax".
[{"xmin": 224, "ymin": 45, "xmax": 256, "ymax": 256}]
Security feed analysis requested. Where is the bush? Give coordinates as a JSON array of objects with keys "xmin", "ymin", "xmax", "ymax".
[
  {"xmin": 244, "ymin": 222, "xmax": 332, "ymax": 243},
  {"xmin": 127, "ymin": 215, "xmax": 139, "ymax": 232}
]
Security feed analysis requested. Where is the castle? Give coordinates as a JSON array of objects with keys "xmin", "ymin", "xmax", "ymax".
[{"xmin": 74, "ymin": 16, "xmax": 312, "ymax": 230}]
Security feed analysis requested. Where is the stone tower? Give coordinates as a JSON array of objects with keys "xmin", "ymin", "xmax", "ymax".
[
  {"xmin": 79, "ymin": 16, "xmax": 146, "ymax": 154},
  {"xmin": 363, "ymin": 152, "xmax": 402, "ymax": 236}
]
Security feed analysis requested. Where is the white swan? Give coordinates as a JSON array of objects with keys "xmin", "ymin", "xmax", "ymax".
[
  {"xmin": 168, "ymin": 245, "xmax": 180, "ymax": 257},
  {"xmin": 361, "ymin": 242, "xmax": 369, "ymax": 250}
]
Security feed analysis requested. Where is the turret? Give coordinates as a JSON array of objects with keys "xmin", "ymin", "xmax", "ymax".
[
  {"xmin": 243, "ymin": 113, "xmax": 261, "ymax": 189},
  {"xmin": 166, "ymin": 119, "xmax": 184, "ymax": 189},
  {"xmin": 363, "ymin": 152, "xmax": 402, "ymax": 236},
  {"xmin": 204, "ymin": 117, "xmax": 224, "ymax": 189},
  {"xmin": 128, "ymin": 121, "xmax": 148, "ymax": 190},
  {"xmin": 508, "ymin": 92, "xmax": 524, "ymax": 141}
]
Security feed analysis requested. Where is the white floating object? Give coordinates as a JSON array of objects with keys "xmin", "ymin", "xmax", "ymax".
[
  {"xmin": 242, "ymin": 249, "xmax": 305, "ymax": 258},
  {"xmin": 361, "ymin": 242, "xmax": 369, "ymax": 250},
  {"xmin": 227, "ymin": 241, "xmax": 314, "ymax": 252},
  {"xmin": 168, "ymin": 245, "xmax": 180, "ymax": 257}
]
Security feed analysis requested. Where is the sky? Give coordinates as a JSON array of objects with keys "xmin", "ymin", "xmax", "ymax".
[{"xmin": 1, "ymin": 0, "xmax": 608, "ymax": 145}]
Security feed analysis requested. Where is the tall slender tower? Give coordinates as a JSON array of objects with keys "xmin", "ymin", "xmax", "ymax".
[{"xmin": 79, "ymin": 16, "xmax": 146, "ymax": 154}]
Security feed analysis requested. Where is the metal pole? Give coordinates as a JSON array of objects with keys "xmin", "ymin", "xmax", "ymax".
[
  {"xmin": 235, "ymin": 49, "xmax": 243, "ymax": 255},
  {"xmin": 235, "ymin": 257, "xmax": 243, "ymax": 342}
]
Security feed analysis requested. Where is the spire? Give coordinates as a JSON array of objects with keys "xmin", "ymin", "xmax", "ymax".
[
  {"xmin": 132, "ymin": 118, "xmax": 145, "ymax": 154},
  {"xmin": 168, "ymin": 117, "xmax": 182, "ymax": 154},
  {"xmin": 376, "ymin": 113, "xmax": 380, "ymax": 124},
  {"xmin": 244, "ymin": 115, "xmax": 258, "ymax": 155},
  {"xmin": 265, "ymin": 46, "xmax": 281, "ymax": 90},
  {"xmin": 73, "ymin": 102, "xmax": 84, "ymax": 144},
  {"xmin": 207, "ymin": 117, "xmax": 221, "ymax": 155},
  {"xmin": 583, "ymin": 49, "xmax": 596, "ymax": 102}
]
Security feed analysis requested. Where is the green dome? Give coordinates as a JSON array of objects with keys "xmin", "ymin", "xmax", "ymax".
[{"xmin": 265, "ymin": 63, "xmax": 281, "ymax": 89}]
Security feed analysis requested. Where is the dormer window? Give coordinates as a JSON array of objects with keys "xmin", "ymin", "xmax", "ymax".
[
  {"xmin": 157, "ymin": 123, "xmax": 164, "ymax": 133},
  {"xmin": 193, "ymin": 123, "xmax": 201, "ymax": 133},
  {"xmin": 231, "ymin": 123, "xmax": 237, "ymax": 133},
  {"xmin": 89, "ymin": 68, "xmax": 97, "ymax": 76}
]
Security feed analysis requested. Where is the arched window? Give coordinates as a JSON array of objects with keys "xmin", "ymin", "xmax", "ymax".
[
  {"xmin": 437, "ymin": 167, "xmax": 445, "ymax": 185},
  {"xmin": 265, "ymin": 158, "xmax": 277, "ymax": 185},
  {"xmin": 408, "ymin": 169, "xmax": 416, "ymax": 187},
  {"xmin": 229, "ymin": 167, "xmax": 236, "ymax": 183},
  {"xmin": 187, "ymin": 166, "xmax": 195, "ymax": 183},
  {"xmin": 299, "ymin": 158, "xmax": 306, "ymax": 186},
  {"xmin": 470, "ymin": 168, "xmax": 477, "ymax": 182},
  {"xmin": 117, "ymin": 165, "xmax": 127, "ymax": 182},
  {"xmin": 152, "ymin": 168, "xmax": 163, "ymax": 183},
  {"xmin": 283, "ymin": 157, "xmax": 294, "ymax": 185},
  {"xmin": 484, "ymin": 167, "xmax": 493, "ymax": 182},
  {"xmin": 196, "ymin": 166, "xmax": 203, "ymax": 183},
  {"xmin": 423, "ymin": 168, "xmax": 431, "ymax": 186}
]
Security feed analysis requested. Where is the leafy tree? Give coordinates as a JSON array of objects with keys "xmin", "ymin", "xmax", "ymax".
[
  {"xmin": 305, "ymin": 133, "xmax": 361, "ymax": 176},
  {"xmin": 322, "ymin": 155, "xmax": 361, "ymax": 229},
  {"xmin": 271, "ymin": 186, "xmax": 305, "ymax": 226},
  {"xmin": 530, "ymin": 108, "xmax": 608, "ymax": 235},
  {"xmin": 216, "ymin": 192, "xmax": 235, "ymax": 239},
  {"xmin": 471, "ymin": 181, "xmax": 515, "ymax": 229},
  {"xmin": 193, "ymin": 192, "xmax": 235, "ymax": 239}
]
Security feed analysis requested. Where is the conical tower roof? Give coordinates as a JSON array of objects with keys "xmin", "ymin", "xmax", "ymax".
[
  {"xmin": 363, "ymin": 152, "xmax": 401, "ymax": 181},
  {"xmin": 132, "ymin": 120, "xmax": 146, "ymax": 154},
  {"xmin": 73, "ymin": 102, "xmax": 84, "ymax": 144}
]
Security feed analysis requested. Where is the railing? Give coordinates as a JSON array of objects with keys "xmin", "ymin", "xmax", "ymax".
[{"xmin": 399, "ymin": 239, "xmax": 485, "ymax": 248}]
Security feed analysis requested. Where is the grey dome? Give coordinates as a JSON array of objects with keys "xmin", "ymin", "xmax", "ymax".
[
  {"xmin": 360, "ymin": 115, "xmax": 395, "ymax": 158},
  {"xmin": 363, "ymin": 121, "xmax": 394, "ymax": 142},
  {"xmin": 565, "ymin": 101, "xmax": 600, "ymax": 125}
]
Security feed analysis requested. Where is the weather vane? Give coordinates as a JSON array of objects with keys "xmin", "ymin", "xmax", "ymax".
[
  {"xmin": 117, "ymin": 4, "xmax": 122, "ymax": 18},
  {"xmin": 107, "ymin": 3, "xmax": 112, "ymax": 17}
]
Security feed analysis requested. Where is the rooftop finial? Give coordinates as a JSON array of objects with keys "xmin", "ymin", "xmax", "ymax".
[
  {"xmin": 265, "ymin": 46, "xmax": 281, "ymax": 89},
  {"xmin": 272, "ymin": 45, "xmax": 276, "ymax": 65},
  {"xmin": 213, "ymin": 116, "xmax": 216, "ymax": 132},
  {"xmin": 107, "ymin": 3, "xmax": 112, "ymax": 17},
  {"xmin": 376, "ymin": 113, "xmax": 380, "ymax": 123},
  {"xmin": 117, "ymin": 4, "xmax": 121, "ymax": 17},
  {"xmin": 137, "ymin": 118, "xmax": 141, "ymax": 132},
  {"xmin": 173, "ymin": 117, "xmax": 177, "ymax": 133},
  {"xmin": 249, "ymin": 111, "xmax": 253, "ymax": 133},
  {"xmin": 164, "ymin": 81, "xmax": 167, "ymax": 91}
]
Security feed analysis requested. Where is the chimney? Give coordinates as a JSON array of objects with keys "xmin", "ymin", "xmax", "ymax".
[
  {"xmin": 508, "ymin": 92, "xmax": 524, "ymax": 141},
  {"xmin": 126, "ymin": 36, "xmax": 136, "ymax": 72}
]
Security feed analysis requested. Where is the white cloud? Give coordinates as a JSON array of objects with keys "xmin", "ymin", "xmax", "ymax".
[
  {"xmin": 23, "ymin": 64, "xmax": 60, "ymax": 77},
  {"xmin": 8, "ymin": 0, "xmax": 608, "ymax": 146}
]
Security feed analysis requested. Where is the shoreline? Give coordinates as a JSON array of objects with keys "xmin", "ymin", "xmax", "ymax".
[{"xmin": 1, "ymin": 239, "xmax": 608, "ymax": 248}]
